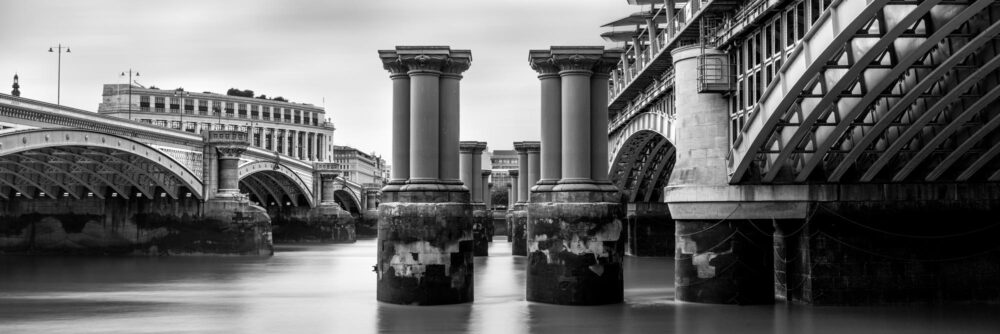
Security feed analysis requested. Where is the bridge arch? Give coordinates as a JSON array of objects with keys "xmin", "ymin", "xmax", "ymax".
[
  {"xmin": 238, "ymin": 161, "xmax": 315, "ymax": 208},
  {"xmin": 610, "ymin": 130, "xmax": 676, "ymax": 203},
  {"xmin": 334, "ymin": 182, "xmax": 363, "ymax": 216},
  {"xmin": 0, "ymin": 129, "xmax": 203, "ymax": 200}
]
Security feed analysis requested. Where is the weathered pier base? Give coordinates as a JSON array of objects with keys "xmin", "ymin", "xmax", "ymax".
[
  {"xmin": 527, "ymin": 188, "xmax": 625, "ymax": 305},
  {"xmin": 674, "ymin": 219, "xmax": 773, "ymax": 304},
  {"xmin": 375, "ymin": 46, "xmax": 474, "ymax": 305}
]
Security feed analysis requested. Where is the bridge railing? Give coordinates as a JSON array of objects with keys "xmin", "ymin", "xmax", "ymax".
[{"xmin": 0, "ymin": 93, "xmax": 202, "ymax": 145}]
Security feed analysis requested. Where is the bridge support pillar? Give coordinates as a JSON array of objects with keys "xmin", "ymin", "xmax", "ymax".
[
  {"xmin": 524, "ymin": 47, "xmax": 626, "ymax": 305},
  {"xmin": 460, "ymin": 141, "xmax": 490, "ymax": 256},
  {"xmin": 666, "ymin": 44, "xmax": 775, "ymax": 304},
  {"xmin": 511, "ymin": 142, "xmax": 538, "ymax": 256},
  {"xmin": 358, "ymin": 188, "xmax": 380, "ymax": 238},
  {"xmin": 376, "ymin": 46, "xmax": 474, "ymax": 305},
  {"xmin": 204, "ymin": 130, "xmax": 273, "ymax": 255},
  {"xmin": 506, "ymin": 170, "xmax": 519, "ymax": 243},
  {"xmin": 309, "ymin": 163, "xmax": 354, "ymax": 243}
]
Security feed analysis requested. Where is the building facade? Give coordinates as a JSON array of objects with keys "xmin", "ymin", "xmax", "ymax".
[
  {"xmin": 332, "ymin": 145, "xmax": 388, "ymax": 186},
  {"xmin": 489, "ymin": 149, "xmax": 518, "ymax": 188},
  {"xmin": 98, "ymin": 84, "xmax": 335, "ymax": 162}
]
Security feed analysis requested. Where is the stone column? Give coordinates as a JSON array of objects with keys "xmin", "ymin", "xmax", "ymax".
[
  {"xmin": 375, "ymin": 46, "xmax": 474, "ymax": 305},
  {"xmin": 311, "ymin": 162, "xmax": 354, "ymax": 243},
  {"xmin": 440, "ymin": 60, "xmax": 469, "ymax": 185},
  {"xmin": 460, "ymin": 141, "xmax": 489, "ymax": 256},
  {"xmin": 529, "ymin": 51, "xmax": 562, "ymax": 190},
  {"xmin": 525, "ymin": 47, "xmax": 626, "ymax": 305},
  {"xmin": 526, "ymin": 143, "xmax": 541, "ymax": 192},
  {"xmin": 506, "ymin": 170, "xmax": 519, "ymax": 243},
  {"xmin": 511, "ymin": 142, "xmax": 531, "ymax": 256},
  {"xmin": 380, "ymin": 53, "xmax": 410, "ymax": 189},
  {"xmin": 668, "ymin": 45, "xmax": 773, "ymax": 305},
  {"xmin": 210, "ymin": 132, "xmax": 249, "ymax": 197},
  {"xmin": 591, "ymin": 63, "xmax": 612, "ymax": 182}
]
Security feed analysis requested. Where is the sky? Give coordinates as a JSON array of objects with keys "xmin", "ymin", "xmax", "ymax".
[{"xmin": 0, "ymin": 0, "xmax": 635, "ymax": 164}]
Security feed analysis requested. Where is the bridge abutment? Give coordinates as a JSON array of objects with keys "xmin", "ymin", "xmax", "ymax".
[{"xmin": 375, "ymin": 47, "xmax": 474, "ymax": 305}]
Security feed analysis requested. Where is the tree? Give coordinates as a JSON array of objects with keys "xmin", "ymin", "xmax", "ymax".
[
  {"xmin": 272, "ymin": 96, "xmax": 288, "ymax": 102},
  {"xmin": 256, "ymin": 94, "xmax": 268, "ymax": 99},
  {"xmin": 490, "ymin": 188, "xmax": 508, "ymax": 210},
  {"xmin": 226, "ymin": 88, "xmax": 254, "ymax": 98}
]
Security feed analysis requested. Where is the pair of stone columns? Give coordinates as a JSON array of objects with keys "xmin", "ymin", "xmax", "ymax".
[
  {"xmin": 376, "ymin": 46, "xmax": 475, "ymax": 306},
  {"xmin": 510, "ymin": 141, "xmax": 539, "ymax": 256},
  {"xmin": 460, "ymin": 141, "xmax": 491, "ymax": 256},
  {"xmin": 525, "ymin": 47, "xmax": 626, "ymax": 305}
]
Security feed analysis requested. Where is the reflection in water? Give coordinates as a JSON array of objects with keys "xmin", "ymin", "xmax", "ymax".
[{"xmin": 2, "ymin": 239, "xmax": 999, "ymax": 333}]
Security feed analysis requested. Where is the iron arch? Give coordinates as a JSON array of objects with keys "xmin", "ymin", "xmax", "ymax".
[
  {"xmin": 238, "ymin": 161, "xmax": 315, "ymax": 208},
  {"xmin": 609, "ymin": 130, "xmax": 676, "ymax": 203},
  {"xmin": 0, "ymin": 129, "xmax": 204, "ymax": 199}
]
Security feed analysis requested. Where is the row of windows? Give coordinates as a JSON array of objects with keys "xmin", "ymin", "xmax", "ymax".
[
  {"xmin": 731, "ymin": 0, "xmax": 831, "ymax": 143},
  {"xmin": 136, "ymin": 119, "xmax": 329, "ymax": 160},
  {"xmin": 135, "ymin": 95, "xmax": 321, "ymax": 126}
]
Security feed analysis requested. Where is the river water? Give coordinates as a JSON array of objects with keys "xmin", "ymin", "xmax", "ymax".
[{"xmin": 1, "ymin": 238, "xmax": 998, "ymax": 334}]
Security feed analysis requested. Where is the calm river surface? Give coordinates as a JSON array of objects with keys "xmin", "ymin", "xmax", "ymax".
[{"xmin": 2, "ymin": 238, "xmax": 998, "ymax": 334}]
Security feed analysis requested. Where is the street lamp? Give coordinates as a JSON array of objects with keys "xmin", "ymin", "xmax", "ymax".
[
  {"xmin": 47, "ymin": 44, "xmax": 70, "ymax": 105},
  {"xmin": 120, "ymin": 69, "xmax": 139, "ymax": 120},
  {"xmin": 173, "ymin": 89, "xmax": 190, "ymax": 131}
]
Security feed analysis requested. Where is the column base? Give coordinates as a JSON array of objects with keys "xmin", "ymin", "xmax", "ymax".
[
  {"xmin": 376, "ymin": 189, "xmax": 473, "ymax": 305},
  {"xmin": 526, "ymin": 189, "xmax": 625, "ymax": 305},
  {"xmin": 511, "ymin": 202, "xmax": 527, "ymax": 256},
  {"xmin": 675, "ymin": 219, "xmax": 773, "ymax": 305},
  {"xmin": 472, "ymin": 204, "xmax": 490, "ymax": 256}
]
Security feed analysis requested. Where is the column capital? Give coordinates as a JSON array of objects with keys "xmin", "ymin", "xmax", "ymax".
[
  {"xmin": 593, "ymin": 51, "xmax": 624, "ymax": 78},
  {"xmin": 378, "ymin": 50, "xmax": 409, "ymax": 78},
  {"xmin": 508, "ymin": 169, "xmax": 519, "ymax": 177},
  {"xmin": 441, "ymin": 55, "xmax": 473, "ymax": 78},
  {"xmin": 514, "ymin": 141, "xmax": 540, "ymax": 153},
  {"xmin": 528, "ymin": 50, "xmax": 560, "ymax": 78},
  {"xmin": 459, "ymin": 140, "xmax": 487, "ymax": 154},
  {"xmin": 481, "ymin": 170, "xmax": 492, "ymax": 176},
  {"xmin": 206, "ymin": 130, "xmax": 250, "ymax": 159}
]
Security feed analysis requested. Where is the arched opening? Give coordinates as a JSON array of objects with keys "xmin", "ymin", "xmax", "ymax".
[
  {"xmin": 609, "ymin": 130, "xmax": 676, "ymax": 256},
  {"xmin": 334, "ymin": 189, "xmax": 362, "ymax": 217}
]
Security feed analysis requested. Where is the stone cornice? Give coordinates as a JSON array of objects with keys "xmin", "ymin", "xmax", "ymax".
[
  {"xmin": 513, "ymin": 141, "xmax": 540, "ymax": 153},
  {"xmin": 459, "ymin": 140, "xmax": 487, "ymax": 153},
  {"xmin": 399, "ymin": 54, "xmax": 449, "ymax": 73},
  {"xmin": 481, "ymin": 170, "xmax": 492, "ymax": 176},
  {"xmin": 528, "ymin": 50, "xmax": 560, "ymax": 76},
  {"xmin": 508, "ymin": 169, "xmax": 519, "ymax": 177}
]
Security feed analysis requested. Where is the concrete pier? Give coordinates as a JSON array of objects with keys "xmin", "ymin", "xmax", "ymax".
[
  {"xmin": 376, "ymin": 46, "xmax": 474, "ymax": 305},
  {"xmin": 525, "ymin": 47, "xmax": 626, "ymax": 305}
]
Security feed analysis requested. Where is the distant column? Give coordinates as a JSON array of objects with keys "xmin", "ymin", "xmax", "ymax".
[
  {"xmin": 526, "ymin": 143, "xmax": 541, "ymax": 194},
  {"xmin": 508, "ymin": 170, "xmax": 519, "ymax": 208},
  {"xmin": 472, "ymin": 143, "xmax": 485, "ymax": 203},
  {"xmin": 514, "ymin": 142, "xmax": 529, "ymax": 204}
]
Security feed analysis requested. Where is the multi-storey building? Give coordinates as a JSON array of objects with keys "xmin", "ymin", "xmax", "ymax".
[
  {"xmin": 333, "ymin": 145, "xmax": 388, "ymax": 186},
  {"xmin": 489, "ymin": 149, "xmax": 518, "ymax": 188},
  {"xmin": 98, "ymin": 84, "xmax": 335, "ymax": 162}
]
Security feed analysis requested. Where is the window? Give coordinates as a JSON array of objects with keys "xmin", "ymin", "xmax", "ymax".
[
  {"xmin": 225, "ymin": 102, "xmax": 234, "ymax": 117},
  {"xmin": 251, "ymin": 105, "xmax": 259, "ymax": 119},
  {"xmin": 184, "ymin": 99, "xmax": 194, "ymax": 113},
  {"xmin": 264, "ymin": 107, "xmax": 272, "ymax": 120},
  {"xmin": 140, "ymin": 96, "xmax": 150, "ymax": 112},
  {"xmin": 169, "ymin": 97, "xmax": 180, "ymax": 112},
  {"xmin": 154, "ymin": 97, "xmax": 165, "ymax": 113},
  {"xmin": 238, "ymin": 104, "xmax": 247, "ymax": 118},
  {"xmin": 212, "ymin": 101, "xmax": 221, "ymax": 116}
]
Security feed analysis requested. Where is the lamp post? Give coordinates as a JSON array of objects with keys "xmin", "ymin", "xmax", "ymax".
[
  {"xmin": 120, "ymin": 69, "xmax": 139, "ymax": 120},
  {"xmin": 173, "ymin": 89, "xmax": 190, "ymax": 131},
  {"xmin": 48, "ymin": 44, "xmax": 70, "ymax": 105}
]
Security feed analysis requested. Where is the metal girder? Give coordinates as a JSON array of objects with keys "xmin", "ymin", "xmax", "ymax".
[
  {"xmin": 44, "ymin": 149, "xmax": 131, "ymax": 199},
  {"xmin": 609, "ymin": 130, "xmax": 661, "ymax": 199},
  {"xmin": 0, "ymin": 160, "xmax": 79, "ymax": 199},
  {"xmin": 729, "ymin": 0, "xmax": 887, "ymax": 182},
  {"xmin": 242, "ymin": 173, "xmax": 283, "ymax": 207},
  {"xmin": 761, "ymin": 0, "xmax": 942, "ymax": 182},
  {"xmin": 893, "ymin": 74, "xmax": 1000, "ymax": 181},
  {"xmin": 14, "ymin": 152, "xmax": 106, "ymax": 199},
  {"xmin": 640, "ymin": 146, "xmax": 676, "ymax": 202},
  {"xmin": 931, "ymin": 110, "xmax": 1000, "ymax": 181},
  {"xmin": 861, "ymin": 53, "xmax": 1000, "ymax": 181},
  {"xmin": 0, "ymin": 176, "xmax": 33, "ymax": 199},
  {"xmin": 257, "ymin": 171, "xmax": 302, "ymax": 207},
  {"xmin": 239, "ymin": 175, "xmax": 270, "ymax": 206},
  {"xmin": 827, "ymin": 8, "xmax": 1000, "ymax": 181},
  {"xmin": 237, "ymin": 160, "xmax": 315, "ymax": 207},
  {"xmin": 633, "ymin": 139, "xmax": 670, "ymax": 202},
  {"xmin": 0, "ymin": 170, "xmax": 55, "ymax": 199},
  {"xmin": 84, "ymin": 150, "xmax": 176, "ymax": 199}
]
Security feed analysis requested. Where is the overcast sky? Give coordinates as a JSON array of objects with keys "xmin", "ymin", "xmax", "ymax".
[{"xmin": 0, "ymin": 0, "xmax": 634, "ymax": 163}]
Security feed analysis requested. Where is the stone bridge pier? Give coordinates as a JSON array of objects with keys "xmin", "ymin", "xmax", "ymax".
[
  {"xmin": 307, "ymin": 163, "xmax": 354, "ymax": 242},
  {"xmin": 203, "ymin": 131, "xmax": 273, "ymax": 255},
  {"xmin": 459, "ymin": 141, "xmax": 489, "ymax": 256},
  {"xmin": 525, "ymin": 46, "xmax": 625, "ymax": 305},
  {"xmin": 510, "ymin": 141, "xmax": 539, "ymax": 256},
  {"xmin": 376, "ymin": 46, "xmax": 474, "ymax": 305}
]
